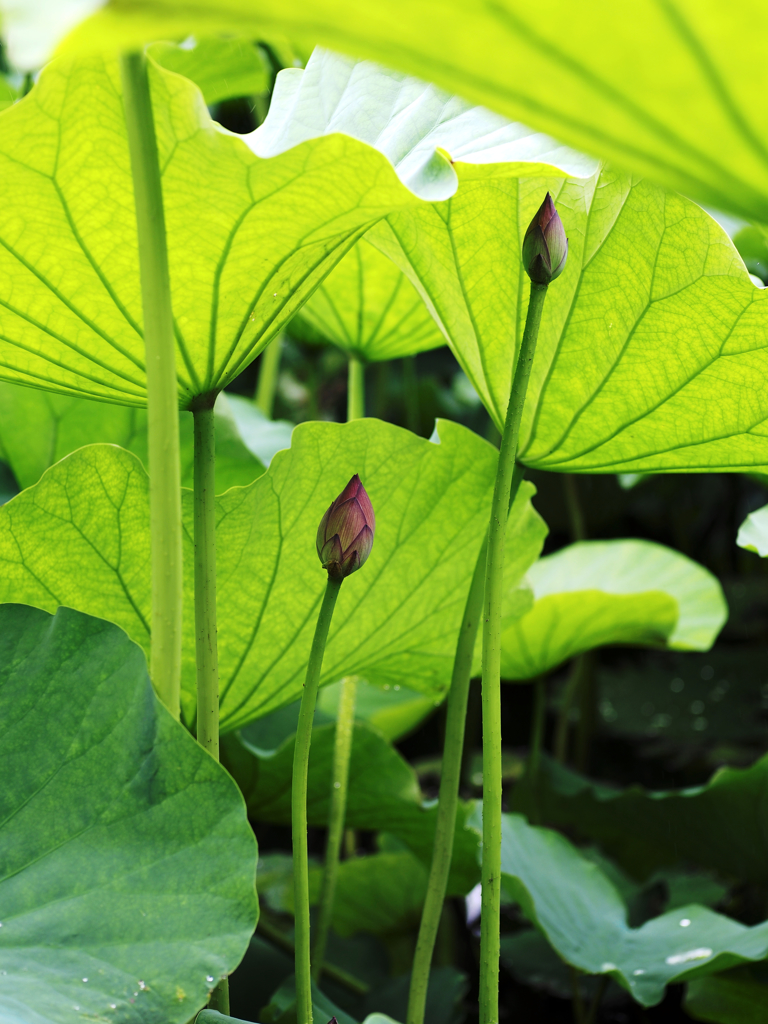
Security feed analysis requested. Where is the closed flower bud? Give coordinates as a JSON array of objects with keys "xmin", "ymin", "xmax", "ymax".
[
  {"xmin": 522, "ymin": 192, "xmax": 568, "ymax": 285},
  {"xmin": 316, "ymin": 474, "xmax": 375, "ymax": 580}
]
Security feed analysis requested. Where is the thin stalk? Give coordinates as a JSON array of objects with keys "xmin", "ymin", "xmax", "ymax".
[
  {"xmin": 293, "ymin": 576, "xmax": 343, "ymax": 1024},
  {"xmin": 193, "ymin": 403, "xmax": 220, "ymax": 757},
  {"xmin": 563, "ymin": 474, "xmax": 586, "ymax": 542},
  {"xmin": 403, "ymin": 356, "xmax": 420, "ymax": 434},
  {"xmin": 120, "ymin": 52, "xmax": 182, "ymax": 718},
  {"xmin": 257, "ymin": 917, "xmax": 369, "ymax": 996},
  {"xmin": 570, "ymin": 967, "xmax": 586, "ymax": 1024},
  {"xmin": 527, "ymin": 677, "xmax": 547, "ymax": 826},
  {"xmin": 480, "ymin": 281, "xmax": 548, "ymax": 1024},
  {"xmin": 585, "ymin": 975, "xmax": 609, "ymax": 1024},
  {"xmin": 255, "ymin": 332, "xmax": 283, "ymax": 417},
  {"xmin": 347, "ymin": 357, "xmax": 365, "ymax": 420},
  {"xmin": 192, "ymin": 401, "xmax": 227, "ymax": 1010},
  {"xmin": 406, "ymin": 534, "xmax": 488, "ymax": 1024},
  {"xmin": 312, "ymin": 674, "xmax": 359, "ymax": 977}
]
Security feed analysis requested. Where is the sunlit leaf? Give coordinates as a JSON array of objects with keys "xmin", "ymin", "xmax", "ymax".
[
  {"xmin": 0, "ymin": 419, "xmax": 540, "ymax": 729},
  {"xmin": 496, "ymin": 540, "xmax": 727, "ymax": 679},
  {"xmin": 0, "ymin": 54, "xmax": 428, "ymax": 405},
  {"xmin": 736, "ymin": 503, "xmax": 768, "ymax": 557},
  {"xmin": 52, "ymin": 0, "xmax": 768, "ymax": 223},
  {"xmin": 149, "ymin": 37, "xmax": 269, "ymax": 105},
  {"xmin": 0, "ymin": 382, "xmax": 263, "ymax": 492},
  {"xmin": 201, "ymin": 51, "xmax": 768, "ymax": 474},
  {"xmin": 292, "ymin": 238, "xmax": 445, "ymax": 362},
  {"xmin": 0, "ymin": 603, "xmax": 258, "ymax": 1024},
  {"xmin": 484, "ymin": 810, "xmax": 768, "ymax": 1008}
]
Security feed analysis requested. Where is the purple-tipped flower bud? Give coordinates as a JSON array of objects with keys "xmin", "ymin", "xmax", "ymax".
[
  {"xmin": 316, "ymin": 474, "xmax": 375, "ymax": 580},
  {"xmin": 522, "ymin": 192, "xmax": 568, "ymax": 285}
]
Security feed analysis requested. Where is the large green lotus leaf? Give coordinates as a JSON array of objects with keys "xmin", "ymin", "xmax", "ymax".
[
  {"xmin": 291, "ymin": 237, "xmax": 444, "ymax": 362},
  {"xmin": 736, "ymin": 503, "xmax": 768, "ymax": 557},
  {"xmin": 0, "ymin": 603, "xmax": 258, "ymax": 1024},
  {"xmin": 161, "ymin": 49, "xmax": 768, "ymax": 474},
  {"xmin": 148, "ymin": 38, "xmax": 269, "ymax": 105},
  {"xmin": 486, "ymin": 810, "xmax": 768, "ymax": 1008},
  {"xmin": 227, "ymin": 721, "xmax": 480, "ymax": 896},
  {"xmin": 47, "ymin": 0, "xmax": 768, "ymax": 223},
  {"xmin": 685, "ymin": 969, "xmax": 768, "ymax": 1024},
  {"xmin": 0, "ymin": 54, "xmax": 433, "ymax": 406},
  {"xmin": 371, "ymin": 169, "xmax": 768, "ymax": 471},
  {"xmin": 496, "ymin": 540, "xmax": 727, "ymax": 680},
  {"xmin": 511, "ymin": 753, "xmax": 768, "ymax": 886},
  {"xmin": 0, "ymin": 419, "xmax": 536, "ymax": 730},
  {"xmin": 0, "ymin": 382, "xmax": 263, "ymax": 492}
]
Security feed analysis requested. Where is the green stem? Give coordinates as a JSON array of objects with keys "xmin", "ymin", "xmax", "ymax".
[
  {"xmin": 570, "ymin": 967, "xmax": 586, "ymax": 1024},
  {"xmin": 120, "ymin": 52, "xmax": 182, "ymax": 719},
  {"xmin": 563, "ymin": 474, "xmax": 586, "ymax": 542},
  {"xmin": 403, "ymin": 356, "xmax": 420, "ymax": 434},
  {"xmin": 293, "ymin": 576, "xmax": 343, "ymax": 1024},
  {"xmin": 193, "ymin": 403, "xmax": 220, "ymax": 758},
  {"xmin": 407, "ymin": 534, "xmax": 488, "ymax": 1024},
  {"xmin": 527, "ymin": 677, "xmax": 547, "ymax": 826},
  {"xmin": 480, "ymin": 281, "xmax": 548, "ymax": 1024},
  {"xmin": 347, "ymin": 357, "xmax": 365, "ymax": 420},
  {"xmin": 312, "ymin": 674, "xmax": 359, "ymax": 977},
  {"xmin": 256, "ymin": 332, "xmax": 283, "ymax": 417},
  {"xmin": 257, "ymin": 917, "xmax": 369, "ymax": 996},
  {"xmin": 584, "ymin": 975, "xmax": 609, "ymax": 1024}
]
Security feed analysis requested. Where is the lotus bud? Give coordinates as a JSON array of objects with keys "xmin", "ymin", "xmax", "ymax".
[
  {"xmin": 316, "ymin": 474, "xmax": 375, "ymax": 580},
  {"xmin": 522, "ymin": 192, "xmax": 568, "ymax": 285}
]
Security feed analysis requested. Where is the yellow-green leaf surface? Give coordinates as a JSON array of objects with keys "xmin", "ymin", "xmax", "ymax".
[
  {"xmin": 149, "ymin": 37, "xmax": 269, "ymax": 105},
  {"xmin": 50, "ymin": 0, "xmax": 768, "ymax": 223},
  {"xmin": 0, "ymin": 604, "xmax": 258, "ymax": 1024},
  {"xmin": 291, "ymin": 238, "xmax": 445, "ymax": 362},
  {"xmin": 0, "ymin": 381, "xmax": 263, "ymax": 491},
  {"xmin": 736, "ymin": 503, "xmax": 768, "ymax": 557},
  {"xmin": 200, "ymin": 51, "xmax": 768, "ymax": 474},
  {"xmin": 0, "ymin": 419, "xmax": 540, "ymax": 730},
  {"xmin": 497, "ymin": 540, "xmax": 727, "ymax": 680},
  {"xmin": 0, "ymin": 55, "xmax": 427, "ymax": 406}
]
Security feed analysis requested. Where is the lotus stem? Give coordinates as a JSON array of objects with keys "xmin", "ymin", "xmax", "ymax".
[
  {"xmin": 293, "ymin": 576, "xmax": 344, "ymax": 1024},
  {"xmin": 256, "ymin": 332, "xmax": 283, "ymax": 417},
  {"xmin": 312, "ymin": 674, "xmax": 359, "ymax": 977},
  {"xmin": 347, "ymin": 357, "xmax": 365, "ymax": 420},
  {"xmin": 120, "ymin": 51, "xmax": 183, "ymax": 719},
  {"xmin": 407, "ymin": 533, "xmax": 488, "ymax": 1024},
  {"xmin": 193, "ymin": 402, "xmax": 220, "ymax": 757},
  {"xmin": 480, "ymin": 280, "xmax": 548, "ymax": 1023}
]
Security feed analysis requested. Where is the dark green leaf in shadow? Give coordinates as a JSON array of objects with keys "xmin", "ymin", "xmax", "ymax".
[
  {"xmin": 226, "ymin": 721, "xmax": 480, "ymax": 896},
  {"xmin": 484, "ymin": 810, "xmax": 768, "ymax": 1007},
  {"xmin": 511, "ymin": 753, "xmax": 768, "ymax": 886},
  {"xmin": 685, "ymin": 967, "xmax": 768, "ymax": 1024},
  {"xmin": 0, "ymin": 604, "xmax": 258, "ymax": 1024}
]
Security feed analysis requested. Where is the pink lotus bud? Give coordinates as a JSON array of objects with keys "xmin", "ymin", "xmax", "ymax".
[
  {"xmin": 522, "ymin": 192, "xmax": 568, "ymax": 285},
  {"xmin": 316, "ymin": 474, "xmax": 375, "ymax": 580}
]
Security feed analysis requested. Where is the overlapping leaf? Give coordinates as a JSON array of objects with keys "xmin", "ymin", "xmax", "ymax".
[
  {"xmin": 227, "ymin": 720, "xmax": 480, "ymax": 896},
  {"xmin": 487, "ymin": 811, "xmax": 768, "ymax": 1007},
  {"xmin": 291, "ymin": 238, "xmax": 444, "ymax": 362},
  {"xmin": 685, "ymin": 969, "xmax": 768, "ymax": 1024},
  {"xmin": 0, "ymin": 55, "xmax": 427, "ymax": 405},
  {"xmin": 511, "ymin": 753, "xmax": 768, "ymax": 885},
  {"xmin": 0, "ymin": 604, "xmax": 258, "ymax": 1024},
  {"xmin": 0, "ymin": 381, "xmax": 263, "ymax": 492},
  {"xmin": 172, "ymin": 50, "xmax": 768, "ymax": 475},
  {"xmin": 736, "ymin": 504, "xmax": 768, "ymax": 557},
  {"xmin": 48, "ymin": 0, "xmax": 768, "ymax": 223},
  {"xmin": 497, "ymin": 540, "xmax": 727, "ymax": 679},
  {"xmin": 0, "ymin": 418, "xmax": 533, "ymax": 730}
]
